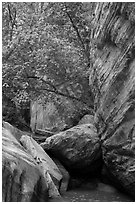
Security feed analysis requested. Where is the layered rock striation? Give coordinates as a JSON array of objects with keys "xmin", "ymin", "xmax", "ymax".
[
  {"xmin": 2, "ymin": 128, "xmax": 49, "ymax": 202},
  {"xmin": 89, "ymin": 2, "xmax": 135, "ymax": 197},
  {"xmin": 2, "ymin": 123, "xmax": 71, "ymax": 201}
]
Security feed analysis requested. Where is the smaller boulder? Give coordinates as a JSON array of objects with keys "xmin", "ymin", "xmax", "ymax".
[{"xmin": 78, "ymin": 114, "xmax": 95, "ymax": 125}]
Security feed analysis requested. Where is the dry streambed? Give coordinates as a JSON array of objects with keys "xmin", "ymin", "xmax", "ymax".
[{"xmin": 49, "ymin": 181, "xmax": 133, "ymax": 202}]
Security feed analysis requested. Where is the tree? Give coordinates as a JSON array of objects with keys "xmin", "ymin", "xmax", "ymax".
[{"xmin": 2, "ymin": 2, "xmax": 94, "ymax": 129}]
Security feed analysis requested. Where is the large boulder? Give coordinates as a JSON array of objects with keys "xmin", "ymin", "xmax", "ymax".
[
  {"xmin": 2, "ymin": 128, "xmax": 48, "ymax": 202},
  {"xmin": 41, "ymin": 124, "xmax": 102, "ymax": 176},
  {"xmin": 20, "ymin": 135, "xmax": 63, "ymax": 196},
  {"xmin": 89, "ymin": 2, "xmax": 135, "ymax": 197}
]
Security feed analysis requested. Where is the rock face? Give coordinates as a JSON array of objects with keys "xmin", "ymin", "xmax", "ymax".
[
  {"xmin": 41, "ymin": 124, "xmax": 102, "ymax": 176},
  {"xmin": 2, "ymin": 128, "xmax": 48, "ymax": 202},
  {"xmin": 30, "ymin": 92, "xmax": 93, "ymax": 133},
  {"xmin": 89, "ymin": 2, "xmax": 135, "ymax": 197}
]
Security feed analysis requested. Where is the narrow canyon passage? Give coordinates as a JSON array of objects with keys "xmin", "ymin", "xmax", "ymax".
[{"xmin": 2, "ymin": 2, "xmax": 135, "ymax": 202}]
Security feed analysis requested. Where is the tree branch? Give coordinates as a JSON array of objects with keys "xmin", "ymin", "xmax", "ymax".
[
  {"xmin": 63, "ymin": 3, "xmax": 90, "ymax": 64},
  {"xmin": 7, "ymin": 3, "xmax": 17, "ymax": 41},
  {"xmin": 26, "ymin": 74, "xmax": 93, "ymax": 109},
  {"xmin": 39, "ymin": 86, "xmax": 93, "ymax": 108},
  {"xmin": 26, "ymin": 75, "xmax": 57, "ymax": 91},
  {"xmin": 2, "ymin": 45, "xmax": 16, "ymax": 62}
]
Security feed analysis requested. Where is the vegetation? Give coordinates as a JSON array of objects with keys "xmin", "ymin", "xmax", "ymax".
[{"xmin": 2, "ymin": 2, "xmax": 94, "ymax": 129}]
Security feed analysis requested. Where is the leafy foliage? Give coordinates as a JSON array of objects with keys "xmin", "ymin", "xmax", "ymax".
[{"xmin": 2, "ymin": 2, "xmax": 93, "ymax": 129}]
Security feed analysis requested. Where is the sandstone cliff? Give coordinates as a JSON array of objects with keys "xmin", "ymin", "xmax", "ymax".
[{"xmin": 89, "ymin": 2, "xmax": 135, "ymax": 196}]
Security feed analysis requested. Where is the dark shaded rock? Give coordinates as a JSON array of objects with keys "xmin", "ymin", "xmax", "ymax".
[
  {"xmin": 51, "ymin": 158, "xmax": 70, "ymax": 193},
  {"xmin": 2, "ymin": 128, "xmax": 48, "ymax": 202},
  {"xmin": 32, "ymin": 129, "xmax": 55, "ymax": 144},
  {"xmin": 41, "ymin": 124, "xmax": 102, "ymax": 176},
  {"xmin": 78, "ymin": 114, "xmax": 94, "ymax": 125},
  {"xmin": 68, "ymin": 177, "xmax": 84, "ymax": 190},
  {"xmin": 80, "ymin": 178, "xmax": 99, "ymax": 190},
  {"xmin": 35, "ymin": 129, "xmax": 54, "ymax": 137},
  {"xmin": 89, "ymin": 2, "xmax": 135, "ymax": 197},
  {"xmin": 100, "ymin": 164, "xmax": 112, "ymax": 185}
]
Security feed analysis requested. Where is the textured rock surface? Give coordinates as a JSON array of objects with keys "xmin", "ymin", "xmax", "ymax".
[
  {"xmin": 20, "ymin": 135, "xmax": 62, "ymax": 197},
  {"xmin": 78, "ymin": 114, "xmax": 94, "ymax": 125},
  {"xmin": 41, "ymin": 124, "xmax": 102, "ymax": 176},
  {"xmin": 30, "ymin": 93, "xmax": 92, "ymax": 133},
  {"xmin": 2, "ymin": 121, "xmax": 26, "ymax": 141},
  {"xmin": 2, "ymin": 128, "xmax": 48, "ymax": 202},
  {"xmin": 89, "ymin": 2, "xmax": 135, "ymax": 197}
]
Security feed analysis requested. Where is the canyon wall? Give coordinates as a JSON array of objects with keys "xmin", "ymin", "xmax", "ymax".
[{"xmin": 89, "ymin": 2, "xmax": 135, "ymax": 196}]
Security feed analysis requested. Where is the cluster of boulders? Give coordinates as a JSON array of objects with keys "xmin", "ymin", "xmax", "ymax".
[
  {"xmin": 2, "ymin": 122, "xmax": 70, "ymax": 202},
  {"xmin": 2, "ymin": 116, "xmax": 102, "ymax": 202},
  {"xmin": 3, "ymin": 116, "xmax": 102, "ymax": 201},
  {"xmin": 2, "ymin": 109, "xmax": 134, "ymax": 201}
]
